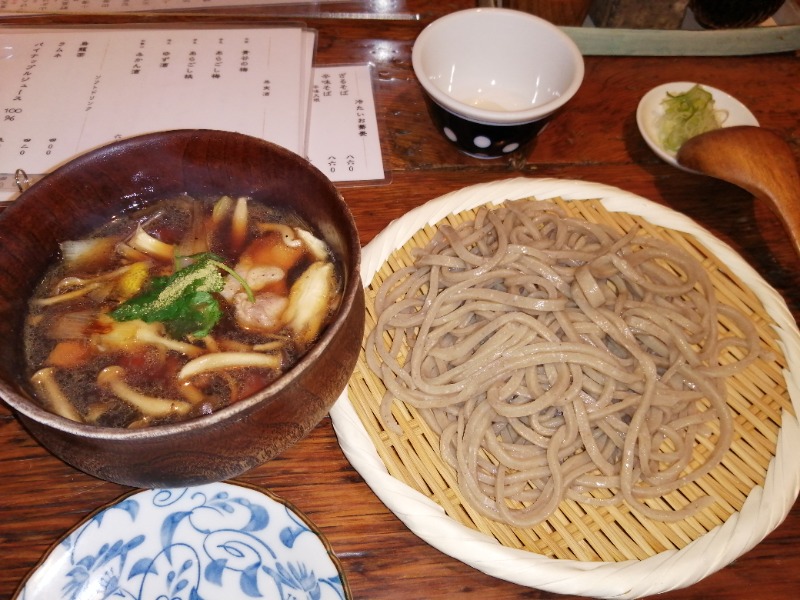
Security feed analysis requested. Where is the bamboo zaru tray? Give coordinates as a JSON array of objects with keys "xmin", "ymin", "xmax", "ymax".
[{"xmin": 330, "ymin": 178, "xmax": 800, "ymax": 599}]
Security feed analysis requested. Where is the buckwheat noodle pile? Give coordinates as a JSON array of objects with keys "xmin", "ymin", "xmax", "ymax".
[{"xmin": 366, "ymin": 199, "xmax": 761, "ymax": 526}]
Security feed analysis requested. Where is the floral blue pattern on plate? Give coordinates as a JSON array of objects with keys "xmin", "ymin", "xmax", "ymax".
[{"xmin": 16, "ymin": 481, "xmax": 349, "ymax": 600}]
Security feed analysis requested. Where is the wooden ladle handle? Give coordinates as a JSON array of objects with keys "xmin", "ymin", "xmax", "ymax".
[{"xmin": 677, "ymin": 126, "xmax": 800, "ymax": 257}]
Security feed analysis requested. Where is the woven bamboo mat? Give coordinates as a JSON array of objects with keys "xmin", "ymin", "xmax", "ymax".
[{"xmin": 347, "ymin": 196, "xmax": 794, "ymax": 562}]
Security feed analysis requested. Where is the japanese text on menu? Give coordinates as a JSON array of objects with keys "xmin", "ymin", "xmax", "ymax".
[
  {"xmin": 308, "ymin": 68, "xmax": 383, "ymax": 182},
  {"xmin": 0, "ymin": 28, "xmax": 311, "ymax": 175}
]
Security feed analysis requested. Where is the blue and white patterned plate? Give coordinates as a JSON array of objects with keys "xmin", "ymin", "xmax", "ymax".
[{"xmin": 15, "ymin": 481, "xmax": 350, "ymax": 600}]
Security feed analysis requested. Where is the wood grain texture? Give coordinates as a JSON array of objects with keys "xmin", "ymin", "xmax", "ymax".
[
  {"xmin": 677, "ymin": 125, "xmax": 800, "ymax": 257},
  {"xmin": 1, "ymin": 2, "xmax": 798, "ymax": 599}
]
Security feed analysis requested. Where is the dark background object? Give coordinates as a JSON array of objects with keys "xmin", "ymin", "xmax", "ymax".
[
  {"xmin": 589, "ymin": 0, "xmax": 689, "ymax": 28},
  {"xmin": 689, "ymin": 0, "xmax": 786, "ymax": 28}
]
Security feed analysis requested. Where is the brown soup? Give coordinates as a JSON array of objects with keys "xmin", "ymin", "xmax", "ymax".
[{"xmin": 24, "ymin": 195, "xmax": 341, "ymax": 428}]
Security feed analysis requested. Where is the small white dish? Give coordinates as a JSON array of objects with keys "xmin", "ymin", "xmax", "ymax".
[
  {"xmin": 15, "ymin": 482, "xmax": 350, "ymax": 600},
  {"xmin": 636, "ymin": 81, "xmax": 759, "ymax": 171}
]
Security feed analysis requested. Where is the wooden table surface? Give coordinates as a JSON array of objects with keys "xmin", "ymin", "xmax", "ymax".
[{"xmin": 1, "ymin": 2, "xmax": 799, "ymax": 598}]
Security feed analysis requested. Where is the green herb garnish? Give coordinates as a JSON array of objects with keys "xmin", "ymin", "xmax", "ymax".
[
  {"xmin": 658, "ymin": 84, "xmax": 725, "ymax": 153},
  {"xmin": 111, "ymin": 252, "xmax": 253, "ymax": 339}
]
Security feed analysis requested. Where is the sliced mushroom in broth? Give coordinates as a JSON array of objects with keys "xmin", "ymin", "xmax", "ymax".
[{"xmin": 24, "ymin": 195, "xmax": 342, "ymax": 428}]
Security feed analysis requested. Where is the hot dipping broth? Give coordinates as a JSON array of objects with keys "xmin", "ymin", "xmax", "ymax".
[{"xmin": 24, "ymin": 195, "xmax": 342, "ymax": 428}]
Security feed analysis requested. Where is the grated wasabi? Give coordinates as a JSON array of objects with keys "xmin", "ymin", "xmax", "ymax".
[{"xmin": 658, "ymin": 84, "xmax": 726, "ymax": 153}]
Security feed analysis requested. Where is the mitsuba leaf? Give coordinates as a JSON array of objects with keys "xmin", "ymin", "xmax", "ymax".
[
  {"xmin": 164, "ymin": 290, "xmax": 222, "ymax": 339},
  {"xmin": 110, "ymin": 253, "xmax": 227, "ymax": 339}
]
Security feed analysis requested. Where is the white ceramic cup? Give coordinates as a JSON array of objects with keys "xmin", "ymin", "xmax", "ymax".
[{"xmin": 412, "ymin": 7, "xmax": 584, "ymax": 158}]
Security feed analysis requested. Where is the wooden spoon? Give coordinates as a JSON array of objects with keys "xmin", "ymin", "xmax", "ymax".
[{"xmin": 676, "ymin": 125, "xmax": 800, "ymax": 256}]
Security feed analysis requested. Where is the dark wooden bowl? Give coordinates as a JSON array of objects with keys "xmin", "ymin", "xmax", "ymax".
[
  {"xmin": 689, "ymin": 0, "xmax": 785, "ymax": 29},
  {"xmin": 0, "ymin": 130, "xmax": 364, "ymax": 488}
]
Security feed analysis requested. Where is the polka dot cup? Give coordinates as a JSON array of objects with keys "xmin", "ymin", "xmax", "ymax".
[{"xmin": 412, "ymin": 7, "xmax": 584, "ymax": 159}]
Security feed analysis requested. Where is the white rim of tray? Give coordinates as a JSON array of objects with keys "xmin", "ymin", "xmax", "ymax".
[{"xmin": 330, "ymin": 177, "xmax": 800, "ymax": 599}]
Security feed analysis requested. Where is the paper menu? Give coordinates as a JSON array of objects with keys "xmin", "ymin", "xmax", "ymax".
[
  {"xmin": 0, "ymin": 26, "xmax": 385, "ymax": 200},
  {"xmin": 308, "ymin": 65, "xmax": 385, "ymax": 183},
  {"xmin": 1, "ymin": 27, "xmax": 312, "ymax": 161}
]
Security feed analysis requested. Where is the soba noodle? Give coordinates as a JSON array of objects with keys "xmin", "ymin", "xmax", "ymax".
[{"xmin": 366, "ymin": 198, "xmax": 761, "ymax": 525}]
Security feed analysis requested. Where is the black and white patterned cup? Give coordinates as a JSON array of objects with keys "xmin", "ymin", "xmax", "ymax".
[{"xmin": 412, "ymin": 8, "xmax": 584, "ymax": 159}]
